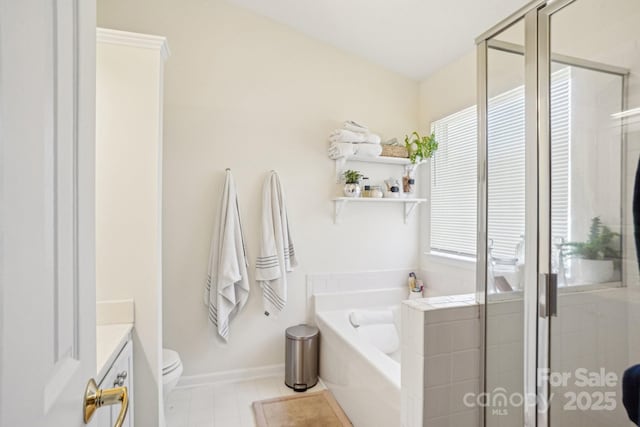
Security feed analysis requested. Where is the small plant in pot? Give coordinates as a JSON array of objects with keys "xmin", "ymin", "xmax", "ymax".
[
  {"xmin": 562, "ymin": 217, "xmax": 621, "ymax": 284},
  {"xmin": 343, "ymin": 169, "xmax": 363, "ymax": 198}
]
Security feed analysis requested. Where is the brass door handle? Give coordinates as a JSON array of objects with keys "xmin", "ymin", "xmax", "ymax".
[{"xmin": 84, "ymin": 378, "xmax": 129, "ymax": 427}]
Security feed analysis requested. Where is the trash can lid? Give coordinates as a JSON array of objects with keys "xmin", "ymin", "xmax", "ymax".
[{"xmin": 286, "ymin": 324, "xmax": 319, "ymax": 340}]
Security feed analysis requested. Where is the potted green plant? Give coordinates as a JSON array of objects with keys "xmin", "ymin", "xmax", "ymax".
[
  {"xmin": 562, "ymin": 217, "xmax": 621, "ymax": 284},
  {"xmin": 404, "ymin": 131, "xmax": 438, "ymax": 164},
  {"xmin": 343, "ymin": 169, "xmax": 363, "ymax": 198}
]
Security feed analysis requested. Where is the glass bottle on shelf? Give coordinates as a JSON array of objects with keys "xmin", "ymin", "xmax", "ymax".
[
  {"xmin": 362, "ymin": 177, "xmax": 370, "ymax": 198},
  {"xmin": 403, "ymin": 176, "xmax": 415, "ymax": 195},
  {"xmin": 403, "ymin": 164, "xmax": 416, "ymax": 196},
  {"xmin": 370, "ymin": 185, "xmax": 383, "ymax": 198}
]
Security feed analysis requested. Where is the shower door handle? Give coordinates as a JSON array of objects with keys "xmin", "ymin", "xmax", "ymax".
[
  {"xmin": 548, "ymin": 273, "xmax": 558, "ymax": 316},
  {"xmin": 538, "ymin": 273, "xmax": 558, "ymax": 318}
]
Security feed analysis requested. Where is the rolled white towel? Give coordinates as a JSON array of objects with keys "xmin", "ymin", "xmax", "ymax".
[
  {"xmin": 328, "ymin": 142, "xmax": 355, "ymax": 159},
  {"xmin": 349, "ymin": 309, "xmax": 394, "ymax": 328},
  {"xmin": 366, "ymin": 133, "xmax": 381, "ymax": 144},
  {"xmin": 343, "ymin": 120, "xmax": 369, "ymax": 134},
  {"xmin": 330, "ymin": 132, "xmax": 381, "ymax": 144},
  {"xmin": 330, "ymin": 129, "xmax": 366, "ymax": 143},
  {"xmin": 354, "ymin": 143, "xmax": 382, "ymax": 158},
  {"xmin": 357, "ymin": 324, "xmax": 400, "ymax": 355}
]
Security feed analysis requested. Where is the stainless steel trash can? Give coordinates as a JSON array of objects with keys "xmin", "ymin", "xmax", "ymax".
[{"xmin": 285, "ymin": 324, "xmax": 319, "ymax": 392}]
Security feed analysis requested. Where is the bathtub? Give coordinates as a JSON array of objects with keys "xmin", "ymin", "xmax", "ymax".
[{"xmin": 315, "ymin": 306, "xmax": 401, "ymax": 427}]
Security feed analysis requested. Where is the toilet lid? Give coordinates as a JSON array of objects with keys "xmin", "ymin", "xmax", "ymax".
[{"xmin": 163, "ymin": 349, "xmax": 182, "ymax": 375}]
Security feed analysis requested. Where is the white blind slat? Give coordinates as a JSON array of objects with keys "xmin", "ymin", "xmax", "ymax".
[{"xmin": 430, "ymin": 67, "xmax": 572, "ymax": 259}]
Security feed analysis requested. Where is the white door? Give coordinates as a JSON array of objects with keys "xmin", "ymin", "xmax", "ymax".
[{"xmin": 0, "ymin": 0, "xmax": 100, "ymax": 426}]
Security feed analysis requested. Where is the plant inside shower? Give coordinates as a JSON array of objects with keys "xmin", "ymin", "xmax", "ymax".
[
  {"xmin": 563, "ymin": 217, "xmax": 621, "ymax": 261},
  {"xmin": 561, "ymin": 216, "xmax": 622, "ymax": 284}
]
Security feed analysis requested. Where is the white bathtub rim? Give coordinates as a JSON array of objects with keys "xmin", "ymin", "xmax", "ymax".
[{"xmin": 316, "ymin": 309, "xmax": 401, "ymax": 390}]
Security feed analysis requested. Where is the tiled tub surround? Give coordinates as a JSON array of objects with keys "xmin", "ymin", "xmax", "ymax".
[
  {"xmin": 307, "ymin": 269, "xmax": 417, "ymax": 317},
  {"xmin": 401, "ymin": 294, "xmax": 481, "ymax": 427},
  {"xmin": 307, "ymin": 268, "xmax": 457, "ymax": 319},
  {"xmin": 309, "ymin": 269, "xmax": 478, "ymax": 427}
]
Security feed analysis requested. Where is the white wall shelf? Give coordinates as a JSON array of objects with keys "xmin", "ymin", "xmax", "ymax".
[
  {"xmin": 333, "ymin": 197, "xmax": 427, "ymax": 224},
  {"xmin": 341, "ymin": 155, "xmax": 418, "ymax": 165},
  {"xmin": 334, "ymin": 155, "xmax": 424, "ymax": 182}
]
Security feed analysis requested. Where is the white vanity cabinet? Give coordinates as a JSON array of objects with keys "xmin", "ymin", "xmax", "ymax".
[{"xmin": 96, "ymin": 339, "xmax": 134, "ymax": 427}]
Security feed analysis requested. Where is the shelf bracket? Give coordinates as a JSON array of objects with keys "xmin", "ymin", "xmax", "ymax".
[
  {"xmin": 404, "ymin": 201, "xmax": 419, "ymax": 224},
  {"xmin": 334, "ymin": 157, "xmax": 347, "ymax": 183},
  {"xmin": 334, "ymin": 199, "xmax": 348, "ymax": 224}
]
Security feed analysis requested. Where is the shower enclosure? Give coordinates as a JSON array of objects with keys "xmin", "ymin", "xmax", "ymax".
[{"xmin": 476, "ymin": 0, "xmax": 640, "ymax": 426}]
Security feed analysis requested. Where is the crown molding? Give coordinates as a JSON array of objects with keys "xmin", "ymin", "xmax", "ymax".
[{"xmin": 97, "ymin": 28, "xmax": 170, "ymax": 60}]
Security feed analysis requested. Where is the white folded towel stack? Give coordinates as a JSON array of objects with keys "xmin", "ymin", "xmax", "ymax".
[
  {"xmin": 203, "ymin": 170, "xmax": 250, "ymax": 342},
  {"xmin": 327, "ymin": 120, "xmax": 382, "ymax": 159},
  {"xmin": 343, "ymin": 120, "xmax": 369, "ymax": 134},
  {"xmin": 329, "ymin": 129, "xmax": 381, "ymax": 144},
  {"xmin": 328, "ymin": 142, "xmax": 356, "ymax": 160},
  {"xmin": 255, "ymin": 171, "xmax": 298, "ymax": 317},
  {"xmin": 355, "ymin": 143, "xmax": 382, "ymax": 157}
]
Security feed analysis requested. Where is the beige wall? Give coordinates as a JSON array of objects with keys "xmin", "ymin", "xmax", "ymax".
[
  {"xmin": 418, "ymin": 50, "xmax": 478, "ymax": 293},
  {"xmin": 96, "ymin": 38, "xmax": 166, "ymax": 426},
  {"xmin": 418, "ymin": 50, "xmax": 476, "ymax": 136},
  {"xmin": 98, "ymin": 0, "xmax": 420, "ymax": 377}
]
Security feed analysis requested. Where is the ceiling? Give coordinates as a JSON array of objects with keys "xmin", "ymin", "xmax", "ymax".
[{"xmin": 226, "ymin": 0, "xmax": 528, "ymax": 80}]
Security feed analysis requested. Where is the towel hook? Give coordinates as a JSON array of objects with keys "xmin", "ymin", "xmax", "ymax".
[{"xmin": 226, "ymin": 168, "xmax": 231, "ymax": 172}]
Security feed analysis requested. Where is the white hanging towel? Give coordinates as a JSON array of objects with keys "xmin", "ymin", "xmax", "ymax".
[
  {"xmin": 255, "ymin": 171, "xmax": 298, "ymax": 317},
  {"xmin": 203, "ymin": 170, "xmax": 250, "ymax": 341}
]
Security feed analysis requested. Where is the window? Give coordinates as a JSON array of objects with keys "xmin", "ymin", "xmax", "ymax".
[
  {"xmin": 430, "ymin": 105, "xmax": 478, "ymax": 257},
  {"xmin": 429, "ymin": 68, "xmax": 571, "ymax": 259}
]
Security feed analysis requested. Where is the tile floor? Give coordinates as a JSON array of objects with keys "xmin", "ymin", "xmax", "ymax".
[{"xmin": 165, "ymin": 377, "xmax": 326, "ymax": 427}]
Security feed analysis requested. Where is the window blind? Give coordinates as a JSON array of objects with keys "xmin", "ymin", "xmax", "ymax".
[
  {"xmin": 430, "ymin": 105, "xmax": 478, "ymax": 257},
  {"xmin": 430, "ymin": 68, "xmax": 571, "ymax": 258},
  {"xmin": 486, "ymin": 84, "xmax": 526, "ymax": 259},
  {"xmin": 550, "ymin": 68, "xmax": 572, "ymax": 248}
]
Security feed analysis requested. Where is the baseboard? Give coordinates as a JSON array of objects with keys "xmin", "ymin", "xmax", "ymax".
[{"xmin": 176, "ymin": 363, "xmax": 285, "ymax": 389}]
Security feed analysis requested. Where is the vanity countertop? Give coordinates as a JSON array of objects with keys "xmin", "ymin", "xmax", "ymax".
[{"xmin": 96, "ymin": 323, "xmax": 133, "ymax": 382}]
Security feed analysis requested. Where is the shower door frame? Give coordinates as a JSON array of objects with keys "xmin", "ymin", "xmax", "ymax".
[
  {"xmin": 476, "ymin": 3, "xmax": 545, "ymax": 426},
  {"xmin": 476, "ymin": 1, "xmax": 629, "ymax": 426},
  {"xmin": 536, "ymin": 2, "xmax": 628, "ymax": 427}
]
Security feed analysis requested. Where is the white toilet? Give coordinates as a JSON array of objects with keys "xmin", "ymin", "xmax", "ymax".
[{"xmin": 162, "ymin": 348, "xmax": 183, "ymax": 399}]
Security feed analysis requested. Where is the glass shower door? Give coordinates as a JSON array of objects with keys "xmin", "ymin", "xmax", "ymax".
[
  {"xmin": 538, "ymin": 0, "xmax": 640, "ymax": 425},
  {"xmin": 482, "ymin": 16, "xmax": 529, "ymax": 427}
]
